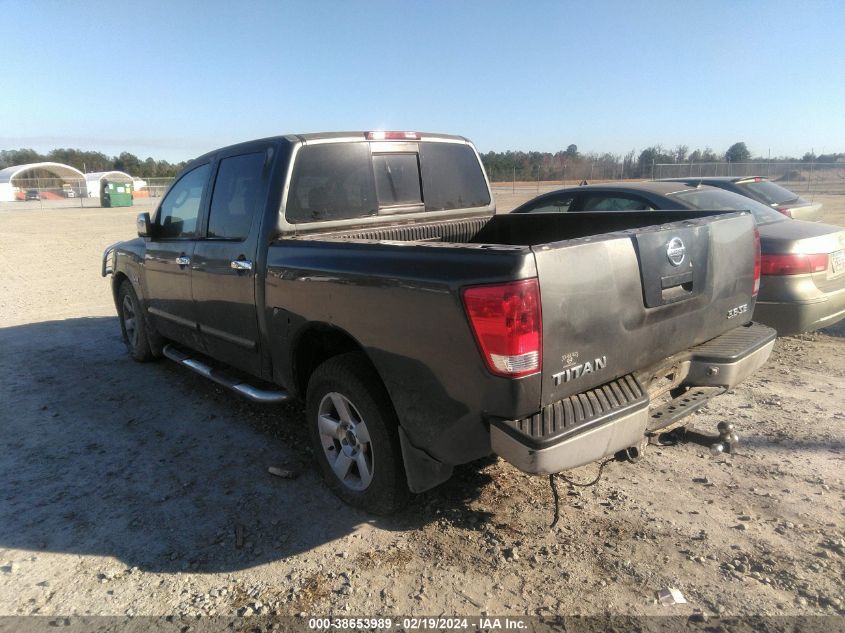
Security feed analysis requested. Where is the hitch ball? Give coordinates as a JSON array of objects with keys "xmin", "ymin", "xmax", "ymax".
[{"xmin": 714, "ymin": 421, "xmax": 739, "ymax": 454}]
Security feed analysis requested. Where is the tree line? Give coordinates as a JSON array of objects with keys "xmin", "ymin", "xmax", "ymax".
[
  {"xmin": 0, "ymin": 148, "xmax": 187, "ymax": 178},
  {"xmin": 2, "ymin": 142, "xmax": 840, "ymax": 183},
  {"xmin": 480, "ymin": 142, "xmax": 842, "ymax": 182}
]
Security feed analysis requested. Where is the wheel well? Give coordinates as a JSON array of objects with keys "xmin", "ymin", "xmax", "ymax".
[
  {"xmin": 111, "ymin": 272, "xmax": 129, "ymax": 307},
  {"xmin": 293, "ymin": 325, "xmax": 370, "ymax": 397}
]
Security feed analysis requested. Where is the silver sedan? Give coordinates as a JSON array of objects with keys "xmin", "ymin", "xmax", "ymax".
[{"xmin": 511, "ymin": 182, "xmax": 845, "ymax": 335}]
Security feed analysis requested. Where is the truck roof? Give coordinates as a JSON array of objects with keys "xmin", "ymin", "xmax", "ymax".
[
  {"xmin": 293, "ymin": 131, "xmax": 468, "ymax": 143},
  {"xmin": 190, "ymin": 132, "xmax": 470, "ymax": 164}
]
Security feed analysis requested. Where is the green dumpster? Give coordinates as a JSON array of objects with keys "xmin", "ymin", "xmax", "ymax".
[{"xmin": 101, "ymin": 180, "xmax": 133, "ymax": 208}]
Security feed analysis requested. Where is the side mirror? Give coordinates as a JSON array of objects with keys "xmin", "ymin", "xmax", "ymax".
[{"xmin": 136, "ymin": 212, "xmax": 153, "ymax": 238}]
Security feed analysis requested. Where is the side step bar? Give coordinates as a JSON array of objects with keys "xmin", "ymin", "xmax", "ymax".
[{"xmin": 162, "ymin": 344, "xmax": 290, "ymax": 404}]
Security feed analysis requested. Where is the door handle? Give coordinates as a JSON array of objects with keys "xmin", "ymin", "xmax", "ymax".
[
  {"xmin": 175, "ymin": 255, "xmax": 191, "ymax": 266},
  {"xmin": 230, "ymin": 259, "xmax": 253, "ymax": 271}
]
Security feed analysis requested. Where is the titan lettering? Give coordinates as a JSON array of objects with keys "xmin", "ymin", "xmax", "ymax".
[{"xmin": 552, "ymin": 356, "xmax": 607, "ymax": 386}]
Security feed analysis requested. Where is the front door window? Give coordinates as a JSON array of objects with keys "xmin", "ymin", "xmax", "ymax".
[{"xmin": 156, "ymin": 164, "xmax": 211, "ymax": 238}]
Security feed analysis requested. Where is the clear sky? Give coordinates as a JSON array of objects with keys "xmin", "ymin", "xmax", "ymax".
[{"xmin": 3, "ymin": 0, "xmax": 844, "ymax": 162}]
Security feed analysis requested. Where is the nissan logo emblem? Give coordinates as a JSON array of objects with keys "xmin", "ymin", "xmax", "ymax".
[{"xmin": 666, "ymin": 237, "xmax": 686, "ymax": 266}]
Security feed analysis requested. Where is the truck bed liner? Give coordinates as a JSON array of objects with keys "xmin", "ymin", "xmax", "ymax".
[{"xmin": 294, "ymin": 209, "xmax": 734, "ymax": 248}]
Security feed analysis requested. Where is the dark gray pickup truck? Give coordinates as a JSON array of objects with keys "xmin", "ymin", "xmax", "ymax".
[{"xmin": 102, "ymin": 131, "xmax": 775, "ymax": 513}]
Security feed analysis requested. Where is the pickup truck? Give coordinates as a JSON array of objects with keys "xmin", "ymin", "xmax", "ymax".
[{"xmin": 102, "ymin": 131, "xmax": 776, "ymax": 514}]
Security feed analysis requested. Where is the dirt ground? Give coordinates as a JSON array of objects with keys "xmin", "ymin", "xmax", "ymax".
[{"xmin": 0, "ymin": 194, "xmax": 843, "ymax": 620}]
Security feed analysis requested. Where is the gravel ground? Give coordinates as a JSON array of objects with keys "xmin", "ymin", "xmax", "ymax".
[{"xmin": 0, "ymin": 194, "xmax": 843, "ymax": 619}]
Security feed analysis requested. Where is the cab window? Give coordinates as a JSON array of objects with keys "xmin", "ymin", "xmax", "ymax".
[
  {"xmin": 207, "ymin": 152, "xmax": 265, "ymax": 240},
  {"xmin": 156, "ymin": 164, "xmax": 210, "ymax": 238}
]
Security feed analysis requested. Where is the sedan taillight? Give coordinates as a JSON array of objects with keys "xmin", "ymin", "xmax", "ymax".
[{"xmin": 760, "ymin": 253, "xmax": 829, "ymax": 276}]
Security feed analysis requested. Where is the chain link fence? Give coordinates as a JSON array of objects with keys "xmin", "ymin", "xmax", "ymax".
[
  {"xmin": 144, "ymin": 177, "xmax": 175, "ymax": 198},
  {"xmin": 5, "ymin": 177, "xmax": 91, "ymax": 208},
  {"xmin": 6, "ymin": 160, "xmax": 842, "ymax": 210},
  {"xmin": 488, "ymin": 160, "xmax": 634, "ymax": 194},
  {"xmin": 654, "ymin": 162, "xmax": 845, "ymax": 196},
  {"xmin": 1, "ymin": 176, "xmax": 174, "ymax": 210}
]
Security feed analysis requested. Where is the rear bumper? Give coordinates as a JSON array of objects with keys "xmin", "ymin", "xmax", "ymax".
[
  {"xmin": 491, "ymin": 323, "xmax": 776, "ymax": 475},
  {"xmin": 754, "ymin": 289, "xmax": 845, "ymax": 335},
  {"xmin": 492, "ymin": 402, "xmax": 649, "ymax": 475},
  {"xmin": 674, "ymin": 322, "xmax": 777, "ymax": 389}
]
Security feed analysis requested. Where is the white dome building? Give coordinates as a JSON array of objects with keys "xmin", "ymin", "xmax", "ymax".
[{"xmin": 0, "ymin": 162, "xmax": 86, "ymax": 201}]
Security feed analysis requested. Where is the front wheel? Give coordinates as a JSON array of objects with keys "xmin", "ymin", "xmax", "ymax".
[
  {"xmin": 306, "ymin": 353, "xmax": 409, "ymax": 514},
  {"xmin": 117, "ymin": 280, "xmax": 156, "ymax": 362}
]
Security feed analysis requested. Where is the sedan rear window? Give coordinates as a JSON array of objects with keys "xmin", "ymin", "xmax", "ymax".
[
  {"xmin": 670, "ymin": 188, "xmax": 785, "ymax": 225},
  {"xmin": 739, "ymin": 180, "xmax": 801, "ymax": 205},
  {"xmin": 582, "ymin": 195, "xmax": 652, "ymax": 211},
  {"xmin": 519, "ymin": 195, "xmax": 574, "ymax": 213}
]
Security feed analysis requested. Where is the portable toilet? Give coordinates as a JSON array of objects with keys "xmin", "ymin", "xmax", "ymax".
[{"xmin": 101, "ymin": 179, "xmax": 134, "ymax": 207}]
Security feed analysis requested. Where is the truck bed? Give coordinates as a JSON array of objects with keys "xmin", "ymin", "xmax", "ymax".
[{"xmin": 291, "ymin": 209, "xmax": 732, "ymax": 247}]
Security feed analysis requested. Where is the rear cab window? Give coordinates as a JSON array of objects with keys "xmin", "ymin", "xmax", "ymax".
[
  {"xmin": 419, "ymin": 142, "xmax": 490, "ymax": 211},
  {"xmin": 373, "ymin": 153, "xmax": 422, "ymax": 209},
  {"xmin": 285, "ymin": 139, "xmax": 490, "ymax": 224},
  {"xmin": 286, "ymin": 143, "xmax": 377, "ymax": 223}
]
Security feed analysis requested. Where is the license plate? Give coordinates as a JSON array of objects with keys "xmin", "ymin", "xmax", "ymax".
[{"xmin": 832, "ymin": 250, "xmax": 845, "ymax": 274}]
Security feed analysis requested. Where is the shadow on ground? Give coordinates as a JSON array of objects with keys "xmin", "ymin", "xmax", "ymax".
[
  {"xmin": 0, "ymin": 318, "xmax": 491, "ymax": 573},
  {"xmin": 819, "ymin": 319, "xmax": 845, "ymax": 338}
]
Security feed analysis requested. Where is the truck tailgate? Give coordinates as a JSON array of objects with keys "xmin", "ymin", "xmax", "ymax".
[{"xmin": 534, "ymin": 212, "xmax": 757, "ymax": 406}]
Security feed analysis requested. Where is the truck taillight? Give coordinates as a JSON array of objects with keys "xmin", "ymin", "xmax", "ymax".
[
  {"xmin": 753, "ymin": 229, "xmax": 761, "ymax": 296},
  {"xmin": 775, "ymin": 207, "xmax": 793, "ymax": 218},
  {"xmin": 760, "ymin": 253, "xmax": 829, "ymax": 276},
  {"xmin": 366, "ymin": 131, "xmax": 421, "ymax": 140},
  {"xmin": 462, "ymin": 279, "xmax": 542, "ymax": 378}
]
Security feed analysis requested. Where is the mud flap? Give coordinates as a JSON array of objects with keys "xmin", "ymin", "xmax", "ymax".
[{"xmin": 398, "ymin": 427, "xmax": 454, "ymax": 493}]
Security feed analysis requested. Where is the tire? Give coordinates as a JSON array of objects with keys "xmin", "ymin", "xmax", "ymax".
[
  {"xmin": 117, "ymin": 280, "xmax": 156, "ymax": 362},
  {"xmin": 306, "ymin": 352, "xmax": 409, "ymax": 514}
]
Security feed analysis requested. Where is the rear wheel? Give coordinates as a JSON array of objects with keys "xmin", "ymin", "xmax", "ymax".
[
  {"xmin": 306, "ymin": 353, "xmax": 408, "ymax": 514},
  {"xmin": 117, "ymin": 280, "xmax": 156, "ymax": 362}
]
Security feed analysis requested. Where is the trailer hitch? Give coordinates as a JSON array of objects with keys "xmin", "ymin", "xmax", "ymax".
[{"xmin": 654, "ymin": 421, "xmax": 739, "ymax": 456}]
